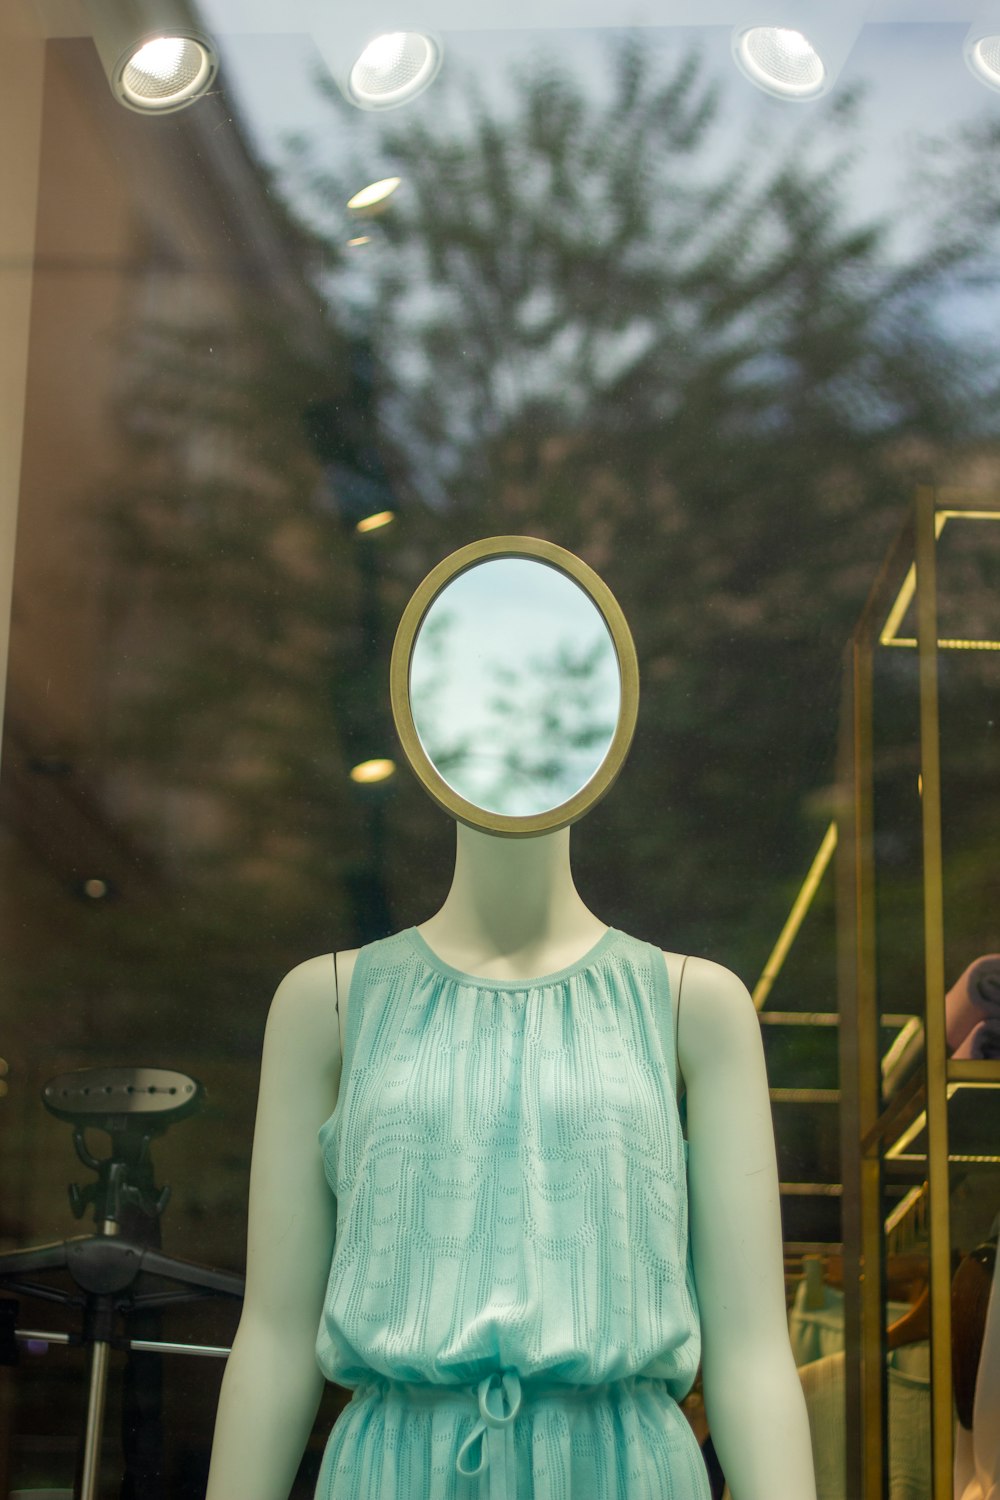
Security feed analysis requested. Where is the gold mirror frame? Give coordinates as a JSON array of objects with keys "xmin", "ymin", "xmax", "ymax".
[{"xmin": 390, "ymin": 535, "xmax": 640, "ymax": 837}]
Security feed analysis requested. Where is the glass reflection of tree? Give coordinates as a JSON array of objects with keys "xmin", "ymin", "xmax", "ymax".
[
  {"xmin": 72, "ymin": 37, "xmax": 1000, "ymax": 1073},
  {"xmin": 20, "ymin": 28, "xmax": 990, "ymax": 1295},
  {"xmin": 288, "ymin": 39, "xmax": 1000, "ymax": 969}
]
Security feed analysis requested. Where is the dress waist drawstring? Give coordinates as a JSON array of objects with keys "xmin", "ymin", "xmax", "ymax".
[
  {"xmin": 454, "ymin": 1369, "xmax": 522, "ymax": 1499},
  {"xmin": 361, "ymin": 1369, "xmax": 640, "ymax": 1500}
]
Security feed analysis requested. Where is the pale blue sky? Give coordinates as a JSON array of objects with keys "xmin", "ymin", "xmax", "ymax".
[
  {"xmin": 198, "ymin": 11, "xmax": 998, "ymax": 273},
  {"xmin": 409, "ymin": 559, "xmax": 620, "ymax": 815}
]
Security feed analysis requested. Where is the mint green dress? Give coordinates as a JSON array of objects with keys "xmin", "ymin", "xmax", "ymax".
[{"xmin": 314, "ymin": 926, "xmax": 710, "ymax": 1500}]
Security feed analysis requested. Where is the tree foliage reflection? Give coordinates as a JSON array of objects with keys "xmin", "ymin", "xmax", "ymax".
[{"xmin": 57, "ymin": 39, "xmax": 998, "ymax": 1068}]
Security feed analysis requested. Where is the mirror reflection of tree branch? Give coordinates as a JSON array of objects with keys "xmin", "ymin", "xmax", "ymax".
[
  {"xmin": 405, "ymin": 610, "xmax": 471, "ymax": 775},
  {"xmin": 410, "ymin": 603, "xmax": 616, "ymax": 815},
  {"xmin": 481, "ymin": 638, "xmax": 618, "ymax": 812}
]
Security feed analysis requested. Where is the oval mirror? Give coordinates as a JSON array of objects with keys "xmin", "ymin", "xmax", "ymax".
[{"xmin": 390, "ymin": 536, "xmax": 639, "ymax": 835}]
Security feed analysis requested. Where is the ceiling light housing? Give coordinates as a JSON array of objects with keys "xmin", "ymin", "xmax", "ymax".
[
  {"xmin": 733, "ymin": 26, "xmax": 825, "ymax": 99},
  {"xmin": 349, "ymin": 31, "xmax": 440, "ymax": 109},
  {"xmin": 965, "ymin": 2, "xmax": 1000, "ymax": 91},
  {"xmin": 315, "ymin": 27, "xmax": 442, "ymax": 112},
  {"xmin": 83, "ymin": 0, "xmax": 218, "ymax": 114},
  {"xmin": 731, "ymin": 2, "xmax": 873, "ymax": 103}
]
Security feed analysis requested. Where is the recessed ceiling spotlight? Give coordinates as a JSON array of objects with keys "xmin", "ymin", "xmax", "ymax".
[
  {"xmin": 965, "ymin": 2, "xmax": 1000, "ymax": 91},
  {"xmin": 731, "ymin": 3, "xmax": 872, "ymax": 102},
  {"xmin": 348, "ymin": 32, "xmax": 441, "ymax": 110},
  {"xmin": 734, "ymin": 26, "xmax": 825, "ymax": 98},
  {"xmin": 83, "ymin": 0, "xmax": 218, "ymax": 114}
]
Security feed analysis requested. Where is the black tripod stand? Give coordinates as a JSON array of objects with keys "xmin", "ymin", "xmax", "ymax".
[{"xmin": 0, "ymin": 1066, "xmax": 245, "ymax": 1500}]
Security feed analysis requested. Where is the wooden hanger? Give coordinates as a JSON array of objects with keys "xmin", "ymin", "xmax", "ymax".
[{"xmin": 886, "ymin": 1281, "xmax": 931, "ymax": 1350}]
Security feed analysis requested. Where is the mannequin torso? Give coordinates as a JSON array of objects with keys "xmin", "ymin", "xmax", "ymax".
[{"xmin": 206, "ymin": 823, "xmax": 817, "ymax": 1500}]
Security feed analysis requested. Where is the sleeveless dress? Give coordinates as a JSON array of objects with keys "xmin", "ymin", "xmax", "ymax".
[{"xmin": 314, "ymin": 925, "xmax": 710, "ymax": 1500}]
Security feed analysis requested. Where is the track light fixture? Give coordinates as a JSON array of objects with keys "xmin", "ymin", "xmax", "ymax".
[
  {"xmin": 965, "ymin": 1, "xmax": 1000, "ymax": 91},
  {"xmin": 314, "ymin": 27, "xmax": 442, "ymax": 112},
  {"xmin": 731, "ymin": 2, "xmax": 872, "ymax": 102},
  {"xmin": 83, "ymin": 0, "xmax": 218, "ymax": 114}
]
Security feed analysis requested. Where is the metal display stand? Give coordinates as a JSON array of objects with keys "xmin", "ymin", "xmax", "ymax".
[
  {"xmin": 838, "ymin": 485, "xmax": 1000, "ymax": 1499},
  {"xmin": 0, "ymin": 1067, "xmax": 245, "ymax": 1500}
]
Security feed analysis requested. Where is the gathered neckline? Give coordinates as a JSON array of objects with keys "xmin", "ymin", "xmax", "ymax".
[{"xmin": 406, "ymin": 925, "xmax": 620, "ymax": 990}]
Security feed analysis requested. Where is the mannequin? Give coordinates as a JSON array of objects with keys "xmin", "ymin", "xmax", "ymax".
[
  {"xmin": 205, "ymin": 819, "xmax": 817, "ymax": 1500},
  {"xmin": 953, "ymin": 1231, "xmax": 1000, "ymax": 1500}
]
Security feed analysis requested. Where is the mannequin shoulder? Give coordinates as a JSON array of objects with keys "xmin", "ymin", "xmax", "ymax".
[
  {"xmin": 665, "ymin": 952, "xmax": 761, "ymax": 1079},
  {"xmin": 271, "ymin": 950, "xmax": 362, "ymax": 1006},
  {"xmin": 266, "ymin": 950, "xmax": 362, "ymax": 1060},
  {"xmin": 265, "ymin": 952, "xmax": 354, "ymax": 1037},
  {"xmin": 270, "ymin": 953, "xmax": 336, "ymax": 1013}
]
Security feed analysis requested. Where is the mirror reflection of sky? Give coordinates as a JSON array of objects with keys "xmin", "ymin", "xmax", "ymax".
[{"xmin": 409, "ymin": 558, "xmax": 621, "ymax": 816}]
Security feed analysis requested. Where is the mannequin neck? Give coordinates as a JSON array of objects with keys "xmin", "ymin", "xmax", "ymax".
[{"xmin": 418, "ymin": 822, "xmax": 606, "ymax": 973}]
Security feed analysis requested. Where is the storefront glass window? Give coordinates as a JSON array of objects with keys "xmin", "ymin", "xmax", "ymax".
[{"xmin": 1, "ymin": 5, "xmax": 998, "ymax": 1496}]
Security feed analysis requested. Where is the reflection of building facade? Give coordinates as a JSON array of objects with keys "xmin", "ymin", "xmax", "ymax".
[
  {"xmin": 0, "ymin": 23, "xmax": 350, "ymax": 1495},
  {"xmin": 1, "ymin": 22, "xmax": 333, "ymax": 1225}
]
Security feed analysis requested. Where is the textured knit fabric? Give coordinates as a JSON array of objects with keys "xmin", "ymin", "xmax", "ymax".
[{"xmin": 314, "ymin": 925, "xmax": 709, "ymax": 1500}]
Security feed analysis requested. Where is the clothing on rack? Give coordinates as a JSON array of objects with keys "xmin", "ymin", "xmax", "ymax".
[
  {"xmin": 797, "ymin": 1345, "xmax": 930, "ymax": 1500},
  {"xmin": 788, "ymin": 1277, "xmax": 910, "ymax": 1367},
  {"xmin": 789, "ymin": 1280, "xmax": 847, "ymax": 1367}
]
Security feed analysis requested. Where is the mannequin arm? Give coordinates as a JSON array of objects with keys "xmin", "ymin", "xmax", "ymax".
[
  {"xmin": 205, "ymin": 955, "xmax": 341, "ymax": 1500},
  {"xmin": 680, "ymin": 956, "xmax": 817, "ymax": 1500}
]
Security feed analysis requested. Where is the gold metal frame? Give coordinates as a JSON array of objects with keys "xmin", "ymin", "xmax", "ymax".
[
  {"xmin": 880, "ymin": 508, "xmax": 1000, "ymax": 650},
  {"xmin": 752, "ymin": 819, "xmax": 838, "ymax": 1010},
  {"xmin": 389, "ymin": 535, "xmax": 640, "ymax": 837},
  {"xmin": 839, "ymin": 486, "xmax": 1000, "ymax": 1500}
]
